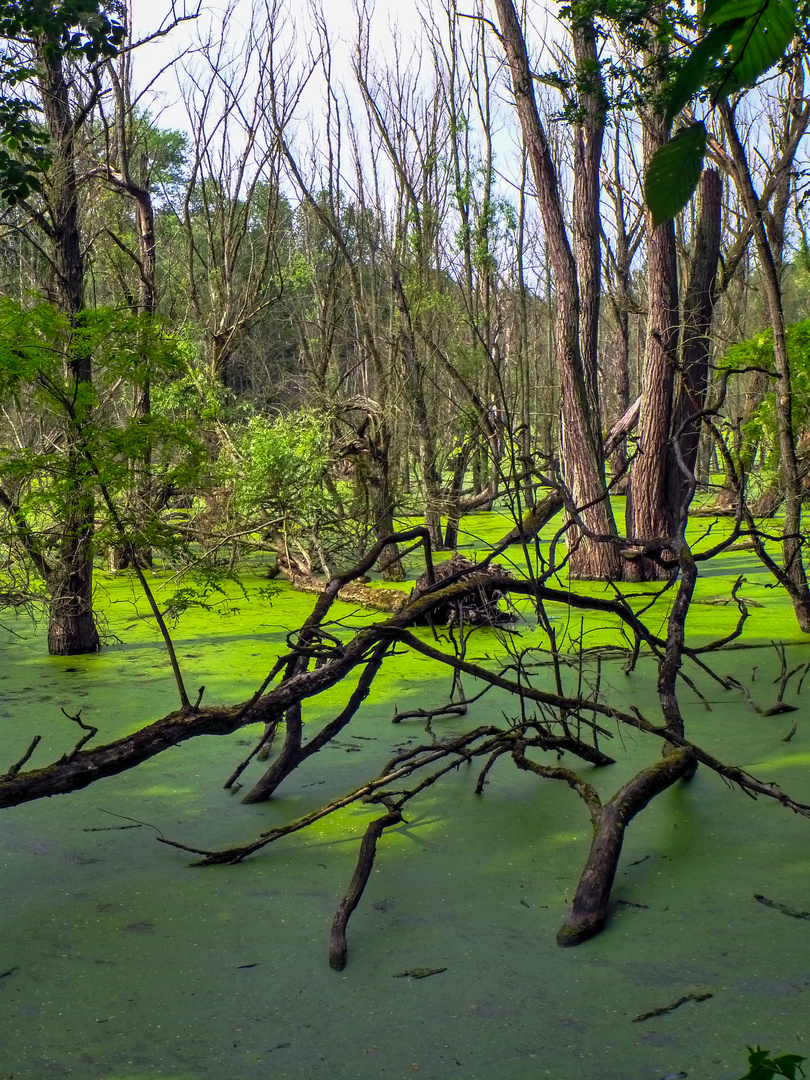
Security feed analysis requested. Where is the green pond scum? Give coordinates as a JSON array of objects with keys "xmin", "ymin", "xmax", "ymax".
[{"xmin": 1, "ymin": 509, "xmax": 809, "ymax": 1080}]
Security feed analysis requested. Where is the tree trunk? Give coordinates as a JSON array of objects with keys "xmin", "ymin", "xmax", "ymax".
[
  {"xmin": 625, "ymin": 37, "xmax": 680, "ymax": 582},
  {"xmin": 609, "ymin": 300, "xmax": 631, "ymax": 489},
  {"xmin": 359, "ymin": 414, "xmax": 404, "ymax": 581},
  {"xmin": 44, "ymin": 524, "xmax": 98, "ymax": 654},
  {"xmin": 37, "ymin": 41, "xmax": 99, "ymax": 654},
  {"xmin": 674, "ymin": 169, "xmax": 723, "ymax": 488},
  {"xmin": 721, "ymin": 102, "xmax": 810, "ymax": 631},
  {"xmin": 391, "ymin": 266, "xmax": 443, "ymax": 549},
  {"xmin": 493, "ymin": 0, "xmax": 620, "ymax": 580}
]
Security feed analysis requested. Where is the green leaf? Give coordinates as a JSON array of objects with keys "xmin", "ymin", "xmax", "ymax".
[
  {"xmin": 704, "ymin": 0, "xmax": 770, "ymax": 24},
  {"xmin": 644, "ymin": 122, "xmax": 707, "ymax": 229},
  {"xmin": 666, "ymin": 24, "xmax": 733, "ymax": 123},
  {"xmin": 771, "ymin": 1053, "xmax": 806, "ymax": 1079},
  {"xmin": 716, "ymin": 0, "xmax": 797, "ymax": 94},
  {"xmin": 736, "ymin": 1046, "xmax": 807, "ymax": 1080}
]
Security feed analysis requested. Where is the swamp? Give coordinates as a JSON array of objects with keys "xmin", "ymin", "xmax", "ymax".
[
  {"xmin": 1, "ymin": 0, "xmax": 810, "ymax": 1077},
  {"xmin": 2, "ymin": 505, "xmax": 810, "ymax": 1080}
]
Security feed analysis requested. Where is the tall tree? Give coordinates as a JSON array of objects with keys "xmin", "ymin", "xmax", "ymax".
[
  {"xmin": 493, "ymin": 0, "xmax": 622, "ymax": 579},
  {"xmin": 625, "ymin": 9, "xmax": 683, "ymax": 580},
  {"xmin": 720, "ymin": 92, "xmax": 810, "ymax": 632}
]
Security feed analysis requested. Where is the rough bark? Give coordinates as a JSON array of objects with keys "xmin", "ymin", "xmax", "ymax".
[
  {"xmin": 37, "ymin": 41, "xmax": 99, "ymax": 654},
  {"xmin": 493, "ymin": 0, "xmax": 620, "ymax": 580},
  {"xmin": 603, "ymin": 118, "xmax": 644, "ymax": 489},
  {"xmin": 674, "ymin": 169, "xmax": 723, "ymax": 493},
  {"xmin": 571, "ymin": 11, "xmax": 606, "ymax": 422},
  {"xmin": 625, "ymin": 83, "xmax": 679, "ymax": 581}
]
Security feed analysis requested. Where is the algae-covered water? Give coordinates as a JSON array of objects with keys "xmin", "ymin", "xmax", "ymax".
[{"xmin": 2, "ymin": 508, "xmax": 809, "ymax": 1080}]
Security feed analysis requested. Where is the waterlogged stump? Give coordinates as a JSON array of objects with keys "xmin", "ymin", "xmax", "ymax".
[{"xmin": 411, "ymin": 552, "xmax": 514, "ymax": 626}]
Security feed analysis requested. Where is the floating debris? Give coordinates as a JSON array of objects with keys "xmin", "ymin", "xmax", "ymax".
[
  {"xmin": 394, "ymin": 967, "xmax": 447, "ymax": 979},
  {"xmin": 632, "ymin": 992, "xmax": 712, "ymax": 1022},
  {"xmin": 755, "ymin": 894, "xmax": 810, "ymax": 920}
]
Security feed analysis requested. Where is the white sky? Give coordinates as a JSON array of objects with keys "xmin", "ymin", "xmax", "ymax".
[{"xmin": 130, "ymin": 0, "xmax": 435, "ymax": 134}]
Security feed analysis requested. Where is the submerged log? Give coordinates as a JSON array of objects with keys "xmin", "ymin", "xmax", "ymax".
[
  {"xmin": 276, "ymin": 554, "xmax": 406, "ymax": 613},
  {"xmin": 555, "ymin": 747, "xmax": 697, "ymax": 946}
]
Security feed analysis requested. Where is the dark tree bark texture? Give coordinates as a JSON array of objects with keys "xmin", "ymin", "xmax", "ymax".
[
  {"xmin": 555, "ymin": 747, "xmax": 697, "ymax": 946},
  {"xmin": 493, "ymin": 0, "xmax": 621, "ymax": 580},
  {"xmin": 675, "ymin": 169, "xmax": 723, "ymax": 487},
  {"xmin": 626, "ymin": 103, "xmax": 680, "ymax": 581},
  {"xmin": 37, "ymin": 41, "xmax": 99, "ymax": 654}
]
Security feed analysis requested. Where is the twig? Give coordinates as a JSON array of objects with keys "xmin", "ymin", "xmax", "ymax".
[
  {"xmin": 95, "ymin": 807, "xmax": 164, "ymax": 838},
  {"xmin": 754, "ymin": 893, "xmax": 810, "ymax": 920},
  {"xmin": 224, "ymin": 724, "xmax": 277, "ymax": 789},
  {"xmin": 159, "ymin": 728, "xmax": 501, "ymax": 864},
  {"xmin": 475, "ymin": 745, "xmax": 511, "ymax": 793},
  {"xmin": 632, "ymin": 992, "xmax": 713, "ymax": 1022},
  {"xmin": 392, "ymin": 703, "xmax": 468, "ymax": 725},
  {"xmin": 60, "ymin": 709, "xmax": 98, "ymax": 762},
  {"xmin": 5, "ymin": 735, "xmax": 41, "ymax": 777},
  {"xmin": 329, "ymin": 807, "xmax": 403, "ymax": 971}
]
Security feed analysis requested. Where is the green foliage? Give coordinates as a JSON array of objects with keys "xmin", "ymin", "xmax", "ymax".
[
  {"xmin": 736, "ymin": 1045, "xmax": 805, "ymax": 1079},
  {"xmin": 229, "ymin": 410, "xmax": 333, "ymax": 523},
  {"xmin": 0, "ymin": 299, "xmax": 205, "ymax": 558},
  {"xmin": 645, "ymin": 0, "xmax": 798, "ymax": 225},
  {"xmin": 705, "ymin": 0, "xmax": 797, "ymax": 96},
  {"xmin": 150, "ymin": 347, "xmax": 234, "ymax": 426},
  {"xmin": 717, "ymin": 318, "xmax": 810, "ymax": 476},
  {"xmin": 0, "ymin": 0, "xmax": 125, "ymax": 203},
  {"xmin": 0, "ymin": 300, "xmax": 185, "ymax": 404},
  {"xmin": 0, "ymin": 0, "xmax": 124, "ymax": 62},
  {"xmin": 0, "ymin": 89, "xmax": 49, "ymax": 201},
  {"xmin": 158, "ymin": 567, "xmax": 268, "ymax": 630}
]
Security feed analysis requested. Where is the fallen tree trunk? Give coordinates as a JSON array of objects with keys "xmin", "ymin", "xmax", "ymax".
[{"xmin": 275, "ymin": 554, "xmax": 406, "ymax": 613}]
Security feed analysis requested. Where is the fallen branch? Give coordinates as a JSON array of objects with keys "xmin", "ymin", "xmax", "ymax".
[
  {"xmin": 754, "ymin": 894, "xmax": 810, "ymax": 920},
  {"xmin": 329, "ymin": 807, "xmax": 403, "ymax": 971},
  {"xmin": 157, "ymin": 727, "xmax": 502, "ymax": 864},
  {"xmin": 551, "ymin": 747, "xmax": 698, "ymax": 946},
  {"xmin": 632, "ymin": 992, "xmax": 713, "ymax": 1022}
]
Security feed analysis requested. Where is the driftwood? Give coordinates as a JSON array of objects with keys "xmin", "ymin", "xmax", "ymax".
[{"xmin": 275, "ymin": 554, "xmax": 406, "ymax": 613}]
